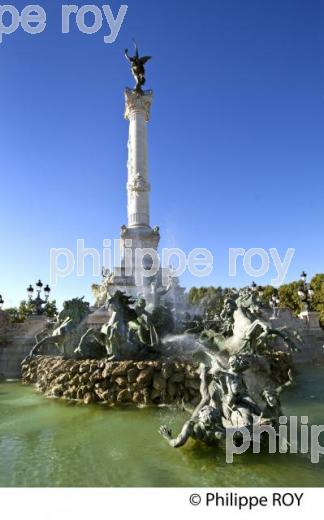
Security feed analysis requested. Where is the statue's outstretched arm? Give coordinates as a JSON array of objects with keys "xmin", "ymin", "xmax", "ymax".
[
  {"xmin": 191, "ymin": 365, "xmax": 209, "ymax": 419},
  {"xmin": 159, "ymin": 421, "xmax": 193, "ymax": 448},
  {"xmin": 124, "ymin": 49, "xmax": 132, "ymax": 63}
]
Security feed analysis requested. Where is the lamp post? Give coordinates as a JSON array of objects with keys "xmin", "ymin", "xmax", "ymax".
[
  {"xmin": 297, "ymin": 271, "xmax": 314, "ymax": 312},
  {"xmin": 27, "ymin": 280, "xmax": 51, "ymax": 315},
  {"xmin": 269, "ymin": 291, "xmax": 280, "ymax": 319}
]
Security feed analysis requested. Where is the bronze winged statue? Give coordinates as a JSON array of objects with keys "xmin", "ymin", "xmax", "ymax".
[{"xmin": 125, "ymin": 40, "xmax": 151, "ymax": 92}]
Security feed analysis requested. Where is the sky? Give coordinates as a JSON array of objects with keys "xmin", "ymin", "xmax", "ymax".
[{"xmin": 0, "ymin": 0, "xmax": 323, "ymax": 309}]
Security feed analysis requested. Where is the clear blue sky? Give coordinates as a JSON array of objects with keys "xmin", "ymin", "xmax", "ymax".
[{"xmin": 1, "ymin": 0, "xmax": 323, "ymax": 309}]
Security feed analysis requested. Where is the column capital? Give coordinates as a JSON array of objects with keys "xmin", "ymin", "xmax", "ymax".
[{"xmin": 124, "ymin": 87, "xmax": 153, "ymax": 122}]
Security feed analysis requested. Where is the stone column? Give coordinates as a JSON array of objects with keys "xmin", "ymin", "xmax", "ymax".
[{"xmin": 124, "ymin": 87, "xmax": 153, "ymax": 228}]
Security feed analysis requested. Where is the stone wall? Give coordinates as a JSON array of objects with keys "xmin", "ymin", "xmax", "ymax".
[
  {"xmin": 0, "ymin": 316, "xmax": 48, "ymax": 379},
  {"xmin": 22, "ymin": 357, "xmax": 201, "ymax": 406}
]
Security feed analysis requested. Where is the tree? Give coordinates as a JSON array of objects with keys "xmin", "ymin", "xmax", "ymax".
[
  {"xmin": 260, "ymin": 285, "xmax": 276, "ymax": 305},
  {"xmin": 6, "ymin": 301, "xmax": 34, "ymax": 323},
  {"xmin": 17, "ymin": 300, "xmax": 34, "ymax": 320},
  {"xmin": 4, "ymin": 299, "xmax": 58, "ymax": 323},
  {"xmin": 188, "ymin": 286, "xmax": 224, "ymax": 316},
  {"xmin": 278, "ymin": 282, "xmax": 303, "ymax": 316},
  {"xmin": 310, "ymin": 274, "xmax": 324, "ymax": 328},
  {"xmin": 43, "ymin": 300, "xmax": 58, "ymax": 318}
]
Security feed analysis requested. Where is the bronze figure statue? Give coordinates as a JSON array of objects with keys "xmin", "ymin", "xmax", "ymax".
[{"xmin": 125, "ymin": 40, "xmax": 151, "ymax": 92}]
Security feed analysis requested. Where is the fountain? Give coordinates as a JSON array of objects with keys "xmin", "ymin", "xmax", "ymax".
[{"xmin": 20, "ymin": 45, "xmax": 301, "ymax": 453}]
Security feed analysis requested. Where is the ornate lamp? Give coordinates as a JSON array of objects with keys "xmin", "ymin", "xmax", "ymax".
[
  {"xmin": 26, "ymin": 281, "xmax": 51, "ymax": 315},
  {"xmin": 36, "ymin": 280, "xmax": 43, "ymax": 293},
  {"xmin": 44, "ymin": 285, "xmax": 51, "ymax": 301},
  {"xmin": 297, "ymin": 270, "xmax": 313, "ymax": 312},
  {"xmin": 27, "ymin": 284, "xmax": 34, "ymax": 299}
]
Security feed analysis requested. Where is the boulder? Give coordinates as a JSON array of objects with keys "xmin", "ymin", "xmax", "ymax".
[
  {"xmin": 51, "ymin": 384, "xmax": 64, "ymax": 397},
  {"xmin": 112, "ymin": 361, "xmax": 133, "ymax": 377},
  {"xmin": 89, "ymin": 369, "xmax": 103, "ymax": 383},
  {"xmin": 55, "ymin": 373, "xmax": 70, "ymax": 385},
  {"xmin": 117, "ymin": 389, "xmax": 132, "ymax": 403},
  {"xmin": 79, "ymin": 363, "xmax": 90, "ymax": 373},
  {"xmin": 132, "ymin": 391, "xmax": 143, "ymax": 404},
  {"xmin": 136, "ymin": 361, "xmax": 149, "ymax": 370},
  {"xmin": 161, "ymin": 363, "xmax": 173, "ymax": 379},
  {"xmin": 127, "ymin": 367, "xmax": 139, "ymax": 383},
  {"xmin": 136, "ymin": 368, "xmax": 153, "ymax": 387},
  {"xmin": 83, "ymin": 392, "xmax": 96, "ymax": 404},
  {"xmin": 68, "ymin": 386, "xmax": 78, "ymax": 399},
  {"xmin": 150, "ymin": 388, "xmax": 162, "ymax": 401},
  {"xmin": 78, "ymin": 373, "xmax": 89, "ymax": 384},
  {"xmin": 76, "ymin": 385, "xmax": 88, "ymax": 400},
  {"xmin": 102, "ymin": 363, "xmax": 114, "ymax": 378},
  {"xmin": 69, "ymin": 374, "xmax": 80, "ymax": 386},
  {"xmin": 115, "ymin": 377, "xmax": 127, "ymax": 388},
  {"xmin": 103, "ymin": 388, "xmax": 115, "ymax": 403},
  {"xmin": 69, "ymin": 364, "xmax": 80, "ymax": 374},
  {"xmin": 153, "ymin": 372, "xmax": 166, "ymax": 392}
]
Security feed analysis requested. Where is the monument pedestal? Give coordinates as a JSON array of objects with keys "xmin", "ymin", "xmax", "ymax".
[{"xmin": 92, "ymin": 86, "xmax": 185, "ymax": 311}]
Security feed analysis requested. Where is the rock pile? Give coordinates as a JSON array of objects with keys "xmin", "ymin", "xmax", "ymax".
[{"xmin": 21, "ymin": 356, "xmax": 201, "ymax": 406}]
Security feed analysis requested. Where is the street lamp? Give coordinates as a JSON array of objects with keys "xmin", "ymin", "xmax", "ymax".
[
  {"xmin": 297, "ymin": 271, "xmax": 313, "ymax": 312},
  {"xmin": 269, "ymin": 291, "xmax": 280, "ymax": 319},
  {"xmin": 26, "ymin": 280, "xmax": 51, "ymax": 315}
]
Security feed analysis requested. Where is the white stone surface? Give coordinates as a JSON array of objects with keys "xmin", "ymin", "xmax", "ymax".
[{"xmin": 125, "ymin": 88, "xmax": 153, "ymax": 228}]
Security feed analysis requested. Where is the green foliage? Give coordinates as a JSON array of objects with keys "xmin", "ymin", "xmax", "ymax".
[
  {"xmin": 5, "ymin": 299, "xmax": 58, "ymax": 323},
  {"xmin": 6, "ymin": 300, "xmax": 34, "ymax": 323},
  {"xmin": 310, "ymin": 274, "xmax": 324, "ymax": 327},
  {"xmin": 278, "ymin": 282, "xmax": 303, "ymax": 316},
  {"xmin": 5, "ymin": 308, "xmax": 22, "ymax": 324},
  {"xmin": 258, "ymin": 275, "xmax": 324, "ymax": 326},
  {"xmin": 43, "ymin": 300, "xmax": 58, "ymax": 318},
  {"xmin": 188, "ymin": 276, "xmax": 324, "ymax": 330},
  {"xmin": 188, "ymin": 286, "xmax": 224, "ymax": 316},
  {"xmin": 18, "ymin": 300, "xmax": 34, "ymax": 319},
  {"xmin": 260, "ymin": 285, "xmax": 277, "ymax": 305}
]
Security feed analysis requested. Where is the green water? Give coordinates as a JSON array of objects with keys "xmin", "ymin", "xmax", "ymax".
[{"xmin": 1, "ymin": 366, "xmax": 324, "ymax": 487}]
